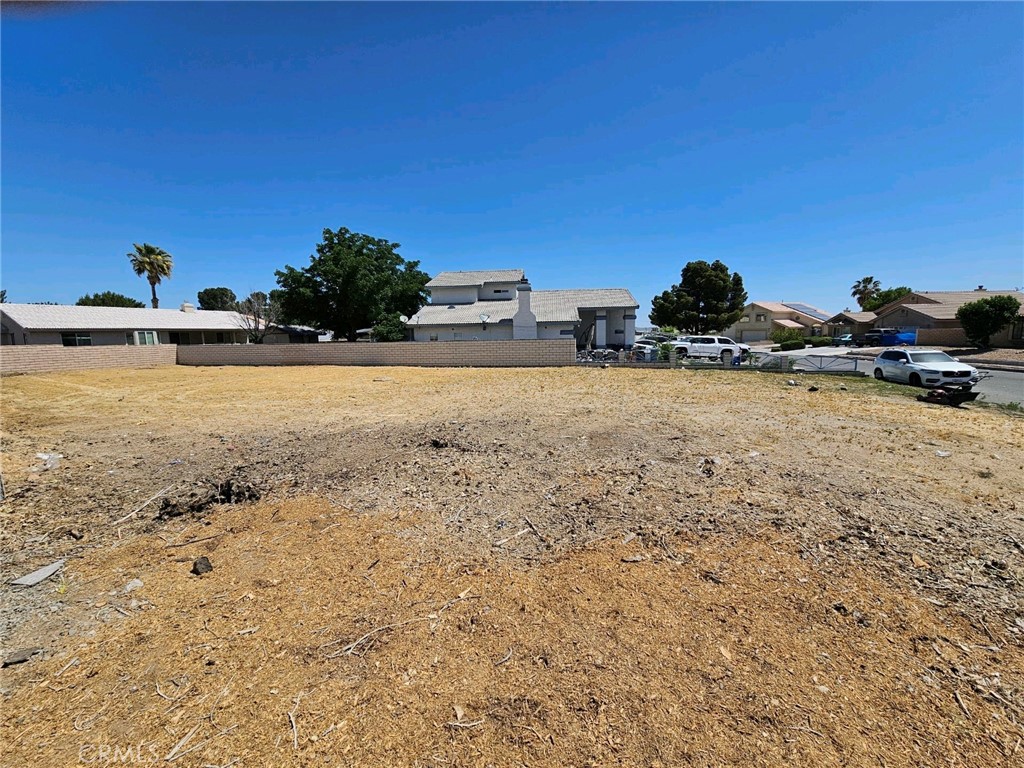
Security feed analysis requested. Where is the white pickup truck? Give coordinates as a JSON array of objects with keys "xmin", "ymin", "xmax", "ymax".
[{"xmin": 672, "ymin": 335, "xmax": 749, "ymax": 363}]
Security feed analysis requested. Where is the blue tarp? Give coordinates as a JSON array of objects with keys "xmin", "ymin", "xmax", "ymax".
[{"xmin": 878, "ymin": 331, "xmax": 917, "ymax": 346}]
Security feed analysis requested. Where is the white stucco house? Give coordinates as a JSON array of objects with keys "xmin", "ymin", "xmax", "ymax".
[
  {"xmin": 407, "ymin": 270, "xmax": 639, "ymax": 348},
  {"xmin": 0, "ymin": 303, "xmax": 320, "ymax": 346}
]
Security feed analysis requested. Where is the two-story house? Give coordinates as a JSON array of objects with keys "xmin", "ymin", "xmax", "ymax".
[{"xmin": 407, "ymin": 270, "xmax": 639, "ymax": 348}]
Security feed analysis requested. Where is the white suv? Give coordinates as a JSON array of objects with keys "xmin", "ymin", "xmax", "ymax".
[
  {"xmin": 872, "ymin": 349, "xmax": 978, "ymax": 387},
  {"xmin": 673, "ymin": 336, "xmax": 748, "ymax": 363}
]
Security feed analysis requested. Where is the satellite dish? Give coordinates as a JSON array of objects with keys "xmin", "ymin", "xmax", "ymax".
[
  {"xmin": 399, "ymin": 315, "xmax": 408, "ymax": 323},
  {"xmin": 479, "ymin": 313, "xmax": 491, "ymax": 324}
]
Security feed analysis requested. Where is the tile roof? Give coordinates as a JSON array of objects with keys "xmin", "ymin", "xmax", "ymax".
[
  {"xmin": 750, "ymin": 301, "xmax": 792, "ymax": 313},
  {"xmin": 751, "ymin": 301, "xmax": 832, "ymax": 323},
  {"xmin": 825, "ymin": 311, "xmax": 877, "ymax": 323},
  {"xmin": 425, "ymin": 270, "xmax": 525, "ymax": 288},
  {"xmin": 772, "ymin": 318, "xmax": 805, "ymax": 329},
  {"xmin": 0, "ymin": 303, "xmax": 247, "ymax": 331},
  {"xmin": 910, "ymin": 290, "xmax": 1023, "ymax": 305},
  {"xmin": 876, "ymin": 291, "xmax": 1024, "ymax": 320},
  {"xmin": 409, "ymin": 289, "xmax": 638, "ymax": 326}
]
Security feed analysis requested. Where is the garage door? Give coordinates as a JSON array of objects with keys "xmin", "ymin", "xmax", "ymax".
[{"xmin": 740, "ymin": 330, "xmax": 768, "ymax": 342}]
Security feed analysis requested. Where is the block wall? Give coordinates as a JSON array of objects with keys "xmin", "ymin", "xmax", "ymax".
[
  {"xmin": 916, "ymin": 328, "xmax": 969, "ymax": 347},
  {"xmin": 0, "ymin": 345, "xmax": 177, "ymax": 375},
  {"xmin": 176, "ymin": 339, "xmax": 576, "ymax": 367}
]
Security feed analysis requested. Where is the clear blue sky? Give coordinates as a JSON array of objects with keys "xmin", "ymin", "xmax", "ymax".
[{"xmin": 2, "ymin": 2, "xmax": 1022, "ymax": 321}]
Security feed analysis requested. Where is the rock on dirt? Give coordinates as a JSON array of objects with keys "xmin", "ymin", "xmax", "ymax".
[
  {"xmin": 191, "ymin": 557, "xmax": 213, "ymax": 576},
  {"xmin": 2, "ymin": 648, "xmax": 41, "ymax": 667}
]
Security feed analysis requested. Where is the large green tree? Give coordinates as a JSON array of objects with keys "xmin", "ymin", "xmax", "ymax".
[
  {"xmin": 650, "ymin": 260, "xmax": 747, "ymax": 334},
  {"xmin": 956, "ymin": 295, "xmax": 1021, "ymax": 348},
  {"xmin": 127, "ymin": 243, "xmax": 173, "ymax": 308},
  {"xmin": 275, "ymin": 227, "xmax": 430, "ymax": 342},
  {"xmin": 370, "ymin": 312, "xmax": 409, "ymax": 342},
  {"xmin": 862, "ymin": 285, "xmax": 911, "ymax": 312},
  {"xmin": 197, "ymin": 287, "xmax": 237, "ymax": 311},
  {"xmin": 76, "ymin": 291, "xmax": 145, "ymax": 308},
  {"xmin": 850, "ymin": 276, "xmax": 881, "ymax": 309}
]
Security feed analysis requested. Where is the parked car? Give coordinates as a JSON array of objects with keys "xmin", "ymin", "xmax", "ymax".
[
  {"xmin": 672, "ymin": 336, "xmax": 749, "ymax": 363},
  {"xmin": 833, "ymin": 334, "xmax": 854, "ymax": 346},
  {"xmin": 872, "ymin": 349, "xmax": 978, "ymax": 388}
]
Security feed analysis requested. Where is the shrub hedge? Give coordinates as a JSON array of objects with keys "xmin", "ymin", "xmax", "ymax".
[{"xmin": 806, "ymin": 337, "xmax": 834, "ymax": 347}]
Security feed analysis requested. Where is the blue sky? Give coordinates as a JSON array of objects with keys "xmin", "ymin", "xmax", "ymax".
[{"xmin": 2, "ymin": 2, "xmax": 1022, "ymax": 321}]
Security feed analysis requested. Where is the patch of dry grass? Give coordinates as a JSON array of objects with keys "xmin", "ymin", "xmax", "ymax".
[{"xmin": 4, "ymin": 498, "xmax": 1019, "ymax": 767}]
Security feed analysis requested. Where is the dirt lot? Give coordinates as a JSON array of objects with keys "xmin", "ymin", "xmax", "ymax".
[{"xmin": 1, "ymin": 365, "xmax": 1022, "ymax": 767}]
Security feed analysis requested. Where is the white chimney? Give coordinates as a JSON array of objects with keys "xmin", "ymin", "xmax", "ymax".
[
  {"xmin": 180, "ymin": 302, "xmax": 196, "ymax": 313},
  {"xmin": 512, "ymin": 278, "xmax": 537, "ymax": 340}
]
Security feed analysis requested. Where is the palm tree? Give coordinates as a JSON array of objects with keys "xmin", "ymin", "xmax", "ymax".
[
  {"xmin": 127, "ymin": 244, "xmax": 173, "ymax": 308},
  {"xmin": 850, "ymin": 276, "xmax": 880, "ymax": 309}
]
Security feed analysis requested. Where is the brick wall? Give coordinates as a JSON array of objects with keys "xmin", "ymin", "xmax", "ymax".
[
  {"xmin": 177, "ymin": 339, "xmax": 576, "ymax": 367},
  {"xmin": 916, "ymin": 328, "xmax": 969, "ymax": 347},
  {"xmin": 0, "ymin": 345, "xmax": 177, "ymax": 375},
  {"xmin": 916, "ymin": 326, "xmax": 1023, "ymax": 349}
]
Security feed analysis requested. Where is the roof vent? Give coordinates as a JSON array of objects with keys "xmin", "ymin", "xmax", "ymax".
[{"xmin": 180, "ymin": 302, "xmax": 197, "ymax": 313}]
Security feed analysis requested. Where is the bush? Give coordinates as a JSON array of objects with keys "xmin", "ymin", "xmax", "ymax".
[
  {"xmin": 807, "ymin": 337, "xmax": 833, "ymax": 347},
  {"xmin": 769, "ymin": 327, "xmax": 804, "ymax": 344},
  {"xmin": 370, "ymin": 312, "xmax": 408, "ymax": 342},
  {"xmin": 956, "ymin": 295, "xmax": 1022, "ymax": 348},
  {"xmin": 779, "ymin": 339, "xmax": 806, "ymax": 351}
]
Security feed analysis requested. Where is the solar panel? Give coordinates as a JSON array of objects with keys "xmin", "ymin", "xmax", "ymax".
[{"xmin": 783, "ymin": 303, "xmax": 830, "ymax": 321}]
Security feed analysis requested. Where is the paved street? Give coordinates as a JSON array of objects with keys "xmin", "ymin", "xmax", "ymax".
[{"xmin": 973, "ymin": 369, "xmax": 1024, "ymax": 406}]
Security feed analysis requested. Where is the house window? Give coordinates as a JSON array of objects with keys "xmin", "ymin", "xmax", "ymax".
[
  {"xmin": 61, "ymin": 332, "xmax": 92, "ymax": 347},
  {"xmin": 125, "ymin": 333, "xmax": 134, "ymax": 345},
  {"xmin": 755, "ymin": 314, "xmax": 766, "ymax": 322},
  {"xmin": 216, "ymin": 332, "xmax": 226, "ymax": 344},
  {"xmin": 429, "ymin": 333, "xmax": 438, "ymax": 341},
  {"xmin": 133, "ymin": 331, "xmax": 157, "ymax": 346}
]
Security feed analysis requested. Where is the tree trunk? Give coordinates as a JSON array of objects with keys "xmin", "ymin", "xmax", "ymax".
[{"xmin": 150, "ymin": 279, "xmax": 159, "ymax": 309}]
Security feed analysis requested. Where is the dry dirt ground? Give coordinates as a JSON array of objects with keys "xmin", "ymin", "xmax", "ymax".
[{"xmin": 1, "ymin": 365, "xmax": 1022, "ymax": 767}]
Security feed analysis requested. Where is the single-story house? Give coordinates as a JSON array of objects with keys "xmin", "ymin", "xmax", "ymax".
[
  {"xmin": 407, "ymin": 270, "xmax": 639, "ymax": 348},
  {"xmin": 0, "ymin": 302, "xmax": 320, "ymax": 346},
  {"xmin": 824, "ymin": 310, "xmax": 877, "ymax": 338},
  {"xmin": 870, "ymin": 289, "xmax": 1024, "ymax": 347},
  {"xmin": 721, "ymin": 301, "xmax": 833, "ymax": 342}
]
